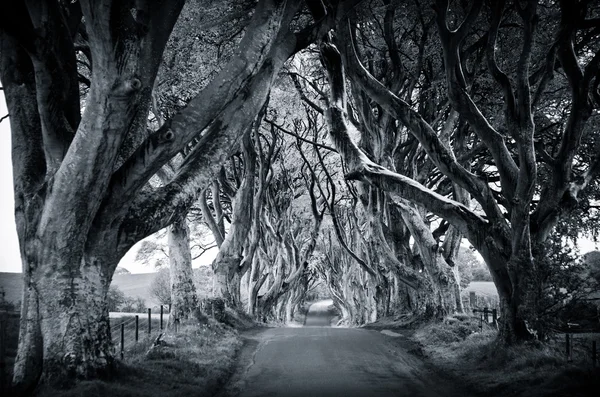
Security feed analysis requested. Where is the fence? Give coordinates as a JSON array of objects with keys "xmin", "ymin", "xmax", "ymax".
[
  {"xmin": 0, "ymin": 306, "xmax": 175, "ymax": 394},
  {"xmin": 109, "ymin": 305, "xmax": 174, "ymax": 360},
  {"xmin": 554, "ymin": 324, "xmax": 599, "ymax": 368},
  {"xmin": 462, "ymin": 291, "xmax": 499, "ymax": 313},
  {"xmin": 464, "ymin": 293, "xmax": 599, "ymax": 368}
]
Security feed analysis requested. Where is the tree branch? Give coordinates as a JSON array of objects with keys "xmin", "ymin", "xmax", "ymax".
[
  {"xmin": 339, "ymin": 22, "xmax": 507, "ymax": 226},
  {"xmin": 433, "ymin": 0, "xmax": 519, "ymax": 203},
  {"xmin": 319, "ymin": 40, "xmax": 490, "ymax": 252},
  {"xmin": 105, "ymin": 0, "xmax": 299, "ymax": 219}
]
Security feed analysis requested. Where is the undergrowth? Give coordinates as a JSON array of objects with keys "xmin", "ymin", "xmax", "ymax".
[
  {"xmin": 36, "ymin": 318, "xmax": 243, "ymax": 397},
  {"xmin": 414, "ymin": 315, "xmax": 600, "ymax": 397}
]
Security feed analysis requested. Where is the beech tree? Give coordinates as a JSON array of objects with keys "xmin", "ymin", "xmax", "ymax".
[
  {"xmin": 307, "ymin": 0, "xmax": 600, "ymax": 344},
  {"xmin": 288, "ymin": 27, "xmax": 463, "ymax": 319},
  {"xmin": 0, "ymin": 0, "xmax": 356, "ymax": 390}
]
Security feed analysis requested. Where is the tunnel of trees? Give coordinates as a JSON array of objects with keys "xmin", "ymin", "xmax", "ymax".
[{"xmin": 1, "ymin": 0, "xmax": 599, "ymax": 392}]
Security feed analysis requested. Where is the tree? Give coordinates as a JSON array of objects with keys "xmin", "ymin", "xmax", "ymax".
[
  {"xmin": 305, "ymin": 0, "xmax": 600, "ymax": 344},
  {"xmin": 583, "ymin": 250, "xmax": 600, "ymax": 284},
  {"xmin": 114, "ymin": 267, "xmax": 131, "ymax": 275},
  {"xmin": 150, "ymin": 268, "xmax": 171, "ymax": 306},
  {"xmin": 457, "ymin": 247, "xmax": 489, "ymax": 286},
  {"xmin": 0, "ymin": 0, "xmax": 346, "ymax": 389},
  {"xmin": 106, "ymin": 286, "xmax": 126, "ymax": 312},
  {"xmin": 120, "ymin": 296, "xmax": 146, "ymax": 313}
]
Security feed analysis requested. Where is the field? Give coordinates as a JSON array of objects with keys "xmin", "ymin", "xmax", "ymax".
[
  {"xmin": 0, "ymin": 267, "xmax": 215, "ymax": 308},
  {"xmin": 463, "ymin": 281, "xmax": 498, "ymax": 297}
]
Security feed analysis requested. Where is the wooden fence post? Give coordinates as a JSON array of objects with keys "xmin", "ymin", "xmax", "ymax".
[
  {"xmin": 469, "ymin": 292, "xmax": 476, "ymax": 310},
  {"xmin": 492, "ymin": 309, "xmax": 497, "ymax": 326},
  {"xmin": 483, "ymin": 307, "xmax": 489, "ymax": 324},
  {"xmin": 135, "ymin": 315, "xmax": 139, "ymax": 342},
  {"xmin": 0, "ymin": 313, "xmax": 7, "ymax": 394},
  {"xmin": 160, "ymin": 305, "xmax": 163, "ymax": 330},
  {"xmin": 120, "ymin": 323, "xmax": 124, "ymax": 360},
  {"xmin": 148, "ymin": 308, "xmax": 151, "ymax": 335}
]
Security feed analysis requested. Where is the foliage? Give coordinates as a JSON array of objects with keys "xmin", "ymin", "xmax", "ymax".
[
  {"xmin": 536, "ymin": 234, "xmax": 600, "ymax": 330},
  {"xmin": 582, "ymin": 250, "xmax": 600, "ymax": 284},
  {"xmin": 107, "ymin": 286, "xmax": 127, "ymax": 312},
  {"xmin": 150, "ymin": 268, "xmax": 171, "ymax": 306},
  {"xmin": 200, "ymin": 297, "xmax": 226, "ymax": 322},
  {"xmin": 415, "ymin": 315, "xmax": 492, "ymax": 345},
  {"xmin": 454, "ymin": 246, "xmax": 492, "ymax": 284},
  {"xmin": 471, "ymin": 266, "xmax": 493, "ymax": 283},
  {"xmin": 194, "ymin": 266, "xmax": 214, "ymax": 299},
  {"xmin": 120, "ymin": 296, "xmax": 147, "ymax": 313},
  {"xmin": 37, "ymin": 322, "xmax": 242, "ymax": 397},
  {"xmin": 114, "ymin": 267, "xmax": 131, "ymax": 275}
]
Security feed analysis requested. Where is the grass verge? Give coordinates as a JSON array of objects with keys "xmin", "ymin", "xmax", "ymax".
[
  {"xmin": 412, "ymin": 314, "xmax": 600, "ymax": 397},
  {"xmin": 36, "ymin": 319, "xmax": 243, "ymax": 397}
]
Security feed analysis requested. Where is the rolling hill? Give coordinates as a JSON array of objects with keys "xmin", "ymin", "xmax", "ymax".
[
  {"xmin": 0, "ymin": 272, "xmax": 160, "ymax": 307},
  {"xmin": 0, "ymin": 267, "xmax": 215, "ymax": 309}
]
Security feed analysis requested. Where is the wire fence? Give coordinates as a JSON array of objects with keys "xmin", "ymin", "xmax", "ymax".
[
  {"xmin": 548, "ymin": 323, "xmax": 600, "ymax": 368},
  {"xmin": 109, "ymin": 306, "xmax": 172, "ymax": 360}
]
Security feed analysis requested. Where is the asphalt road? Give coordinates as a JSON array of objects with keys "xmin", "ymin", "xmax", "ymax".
[
  {"xmin": 223, "ymin": 302, "xmax": 465, "ymax": 397},
  {"xmin": 303, "ymin": 299, "xmax": 338, "ymax": 326}
]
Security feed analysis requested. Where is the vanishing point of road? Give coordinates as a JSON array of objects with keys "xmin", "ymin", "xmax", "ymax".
[{"xmin": 222, "ymin": 300, "xmax": 465, "ymax": 397}]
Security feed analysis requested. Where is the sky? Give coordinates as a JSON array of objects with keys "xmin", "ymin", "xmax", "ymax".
[{"xmin": 0, "ymin": 92, "xmax": 598, "ymax": 274}]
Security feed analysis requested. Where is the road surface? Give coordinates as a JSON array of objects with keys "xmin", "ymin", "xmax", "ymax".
[
  {"xmin": 223, "ymin": 302, "xmax": 464, "ymax": 397},
  {"xmin": 303, "ymin": 299, "xmax": 337, "ymax": 326}
]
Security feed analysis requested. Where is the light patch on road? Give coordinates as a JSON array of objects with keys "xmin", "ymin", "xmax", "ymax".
[
  {"xmin": 308, "ymin": 299, "xmax": 334, "ymax": 312},
  {"xmin": 380, "ymin": 329, "xmax": 403, "ymax": 338}
]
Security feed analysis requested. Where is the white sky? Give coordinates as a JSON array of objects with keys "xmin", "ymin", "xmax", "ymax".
[{"xmin": 0, "ymin": 92, "xmax": 597, "ymax": 273}]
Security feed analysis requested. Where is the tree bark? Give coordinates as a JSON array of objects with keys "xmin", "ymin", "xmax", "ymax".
[
  {"xmin": 0, "ymin": 0, "xmax": 317, "ymax": 390},
  {"xmin": 212, "ymin": 129, "xmax": 257, "ymax": 308},
  {"xmin": 168, "ymin": 216, "xmax": 198, "ymax": 326}
]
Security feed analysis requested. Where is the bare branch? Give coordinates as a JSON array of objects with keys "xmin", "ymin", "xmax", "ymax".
[
  {"xmin": 265, "ymin": 118, "xmax": 337, "ymax": 153},
  {"xmin": 339, "ymin": 22, "xmax": 507, "ymax": 226}
]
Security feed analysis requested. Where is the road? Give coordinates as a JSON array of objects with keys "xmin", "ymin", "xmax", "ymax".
[{"xmin": 223, "ymin": 301, "xmax": 464, "ymax": 397}]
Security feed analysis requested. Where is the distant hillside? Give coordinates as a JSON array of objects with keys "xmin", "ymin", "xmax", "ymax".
[
  {"xmin": 0, "ymin": 268, "xmax": 214, "ymax": 308},
  {"xmin": 112, "ymin": 273, "xmax": 158, "ymax": 306},
  {"xmin": 0, "ymin": 272, "xmax": 160, "ymax": 307}
]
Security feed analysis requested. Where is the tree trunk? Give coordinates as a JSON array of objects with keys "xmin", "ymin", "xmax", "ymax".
[
  {"xmin": 212, "ymin": 129, "xmax": 256, "ymax": 308},
  {"xmin": 499, "ymin": 255, "xmax": 540, "ymax": 343},
  {"xmin": 13, "ymin": 254, "xmax": 114, "ymax": 391},
  {"xmin": 168, "ymin": 216, "xmax": 198, "ymax": 326}
]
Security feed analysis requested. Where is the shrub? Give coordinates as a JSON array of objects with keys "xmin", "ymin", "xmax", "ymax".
[
  {"xmin": 120, "ymin": 297, "xmax": 147, "ymax": 313},
  {"xmin": 200, "ymin": 298, "xmax": 226, "ymax": 322},
  {"xmin": 150, "ymin": 268, "xmax": 171, "ymax": 305},
  {"xmin": 107, "ymin": 286, "xmax": 126, "ymax": 312}
]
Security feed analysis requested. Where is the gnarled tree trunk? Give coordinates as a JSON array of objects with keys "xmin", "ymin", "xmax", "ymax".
[{"xmin": 168, "ymin": 216, "xmax": 198, "ymax": 326}]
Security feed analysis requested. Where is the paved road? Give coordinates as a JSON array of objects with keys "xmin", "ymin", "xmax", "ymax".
[
  {"xmin": 303, "ymin": 299, "xmax": 337, "ymax": 326},
  {"xmin": 224, "ymin": 303, "xmax": 464, "ymax": 397}
]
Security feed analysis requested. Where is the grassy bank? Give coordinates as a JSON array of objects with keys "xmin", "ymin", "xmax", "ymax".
[
  {"xmin": 33, "ymin": 319, "xmax": 243, "ymax": 397},
  {"xmin": 412, "ymin": 315, "xmax": 600, "ymax": 397}
]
